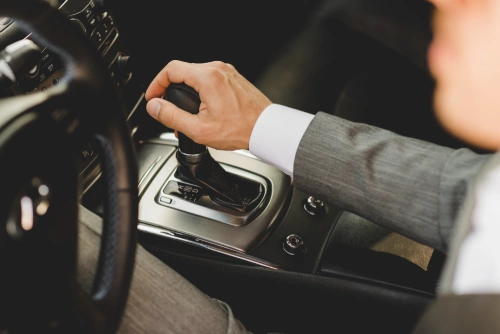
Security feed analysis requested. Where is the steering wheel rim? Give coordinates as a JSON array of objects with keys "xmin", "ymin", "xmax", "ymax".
[{"xmin": 0, "ymin": 1, "xmax": 138, "ymax": 333}]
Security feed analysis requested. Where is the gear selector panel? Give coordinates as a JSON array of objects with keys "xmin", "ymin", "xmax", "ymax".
[
  {"xmin": 138, "ymin": 139, "xmax": 292, "ymax": 254},
  {"xmin": 154, "ymin": 161, "xmax": 268, "ymax": 227},
  {"xmin": 163, "ymin": 180, "xmax": 203, "ymax": 202}
]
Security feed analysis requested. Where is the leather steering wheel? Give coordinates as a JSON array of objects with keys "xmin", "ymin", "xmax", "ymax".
[{"xmin": 0, "ymin": 1, "xmax": 138, "ymax": 333}]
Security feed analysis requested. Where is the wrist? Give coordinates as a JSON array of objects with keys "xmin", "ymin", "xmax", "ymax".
[{"xmin": 249, "ymin": 104, "xmax": 314, "ymax": 176}]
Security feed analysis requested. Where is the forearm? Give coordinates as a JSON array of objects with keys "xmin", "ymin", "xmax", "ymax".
[{"xmin": 293, "ymin": 112, "xmax": 490, "ymax": 252}]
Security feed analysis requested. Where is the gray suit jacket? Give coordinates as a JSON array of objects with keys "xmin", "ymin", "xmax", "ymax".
[
  {"xmin": 293, "ymin": 112, "xmax": 492, "ymax": 253},
  {"xmin": 411, "ymin": 145, "xmax": 500, "ymax": 333}
]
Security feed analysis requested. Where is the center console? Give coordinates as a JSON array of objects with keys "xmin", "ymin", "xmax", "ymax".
[{"xmin": 133, "ymin": 132, "xmax": 345, "ymax": 271}]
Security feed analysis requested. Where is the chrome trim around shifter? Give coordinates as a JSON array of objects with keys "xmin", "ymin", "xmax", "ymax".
[
  {"xmin": 138, "ymin": 156, "xmax": 162, "ymax": 188},
  {"xmin": 157, "ymin": 164, "xmax": 268, "ymax": 227},
  {"xmin": 138, "ymin": 224, "xmax": 286, "ymax": 270},
  {"xmin": 138, "ymin": 143, "xmax": 293, "ymax": 254}
]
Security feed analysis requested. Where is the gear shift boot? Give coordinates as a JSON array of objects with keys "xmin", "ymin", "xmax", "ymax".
[
  {"xmin": 165, "ymin": 83, "xmax": 265, "ymax": 213},
  {"xmin": 175, "ymin": 150, "xmax": 264, "ymax": 212}
]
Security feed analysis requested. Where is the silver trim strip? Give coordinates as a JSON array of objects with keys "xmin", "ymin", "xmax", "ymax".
[
  {"xmin": 138, "ymin": 223, "xmax": 286, "ymax": 270},
  {"xmin": 58, "ymin": 0, "xmax": 69, "ymax": 9},
  {"xmin": 127, "ymin": 93, "xmax": 145, "ymax": 121},
  {"xmin": 138, "ymin": 156, "xmax": 162, "ymax": 188}
]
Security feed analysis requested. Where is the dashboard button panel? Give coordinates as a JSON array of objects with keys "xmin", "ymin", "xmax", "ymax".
[{"xmin": 12, "ymin": 1, "xmax": 122, "ymax": 95}]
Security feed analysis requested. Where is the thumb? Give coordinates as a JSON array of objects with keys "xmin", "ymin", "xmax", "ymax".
[{"xmin": 146, "ymin": 98, "xmax": 198, "ymax": 135}]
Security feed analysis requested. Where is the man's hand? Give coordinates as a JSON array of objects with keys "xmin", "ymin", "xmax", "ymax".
[{"xmin": 145, "ymin": 60, "xmax": 272, "ymax": 151}]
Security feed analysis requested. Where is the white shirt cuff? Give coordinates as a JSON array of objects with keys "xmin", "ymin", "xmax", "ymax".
[
  {"xmin": 249, "ymin": 104, "xmax": 314, "ymax": 177},
  {"xmin": 451, "ymin": 165, "xmax": 500, "ymax": 294}
]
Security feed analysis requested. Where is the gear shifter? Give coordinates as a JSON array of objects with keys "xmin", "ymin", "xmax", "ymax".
[
  {"xmin": 165, "ymin": 83, "xmax": 207, "ymax": 159},
  {"xmin": 164, "ymin": 83, "xmax": 265, "ymax": 213}
]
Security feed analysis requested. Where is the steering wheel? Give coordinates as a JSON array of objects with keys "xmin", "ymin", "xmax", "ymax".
[{"xmin": 0, "ymin": 1, "xmax": 138, "ymax": 333}]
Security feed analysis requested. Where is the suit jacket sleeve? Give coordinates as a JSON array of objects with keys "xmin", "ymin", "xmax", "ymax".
[{"xmin": 293, "ymin": 112, "xmax": 491, "ymax": 252}]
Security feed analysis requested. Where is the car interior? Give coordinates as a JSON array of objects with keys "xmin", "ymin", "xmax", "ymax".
[{"xmin": 0, "ymin": 0, "xmax": 486, "ymax": 333}]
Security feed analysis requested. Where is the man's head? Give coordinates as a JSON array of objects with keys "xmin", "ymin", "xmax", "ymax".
[{"xmin": 428, "ymin": 0, "xmax": 500, "ymax": 150}]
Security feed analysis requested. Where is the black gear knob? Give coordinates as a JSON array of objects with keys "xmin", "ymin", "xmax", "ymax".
[{"xmin": 164, "ymin": 83, "xmax": 207, "ymax": 156}]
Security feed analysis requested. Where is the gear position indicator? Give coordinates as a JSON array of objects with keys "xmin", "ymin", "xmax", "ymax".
[{"xmin": 163, "ymin": 180, "xmax": 203, "ymax": 202}]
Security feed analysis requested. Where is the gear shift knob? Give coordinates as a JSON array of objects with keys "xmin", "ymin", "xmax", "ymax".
[{"xmin": 164, "ymin": 83, "xmax": 206, "ymax": 158}]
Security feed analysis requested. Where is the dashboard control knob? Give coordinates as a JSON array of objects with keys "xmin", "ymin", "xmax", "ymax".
[
  {"xmin": 0, "ymin": 39, "xmax": 41, "ymax": 91},
  {"xmin": 117, "ymin": 54, "xmax": 132, "ymax": 73},
  {"xmin": 303, "ymin": 196, "xmax": 325, "ymax": 216},
  {"xmin": 27, "ymin": 64, "xmax": 38, "ymax": 77},
  {"xmin": 283, "ymin": 234, "xmax": 305, "ymax": 256},
  {"xmin": 116, "ymin": 53, "xmax": 133, "ymax": 84}
]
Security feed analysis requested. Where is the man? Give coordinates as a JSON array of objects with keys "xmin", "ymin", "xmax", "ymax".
[{"xmin": 138, "ymin": 0, "xmax": 500, "ymax": 332}]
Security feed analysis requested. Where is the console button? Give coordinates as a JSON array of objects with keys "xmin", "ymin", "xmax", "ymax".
[
  {"xmin": 45, "ymin": 60, "xmax": 59, "ymax": 75},
  {"xmin": 40, "ymin": 51, "xmax": 54, "ymax": 67},
  {"xmin": 283, "ymin": 234, "xmax": 305, "ymax": 255},
  {"xmin": 303, "ymin": 196, "xmax": 325, "ymax": 216},
  {"xmin": 88, "ymin": 16, "xmax": 98, "ymax": 28},
  {"xmin": 38, "ymin": 72, "xmax": 46, "ymax": 83},
  {"xmin": 159, "ymin": 197, "xmax": 172, "ymax": 204}
]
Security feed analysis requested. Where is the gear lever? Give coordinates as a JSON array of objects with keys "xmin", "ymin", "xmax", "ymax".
[
  {"xmin": 164, "ymin": 83, "xmax": 207, "ymax": 159},
  {"xmin": 164, "ymin": 83, "xmax": 264, "ymax": 213}
]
